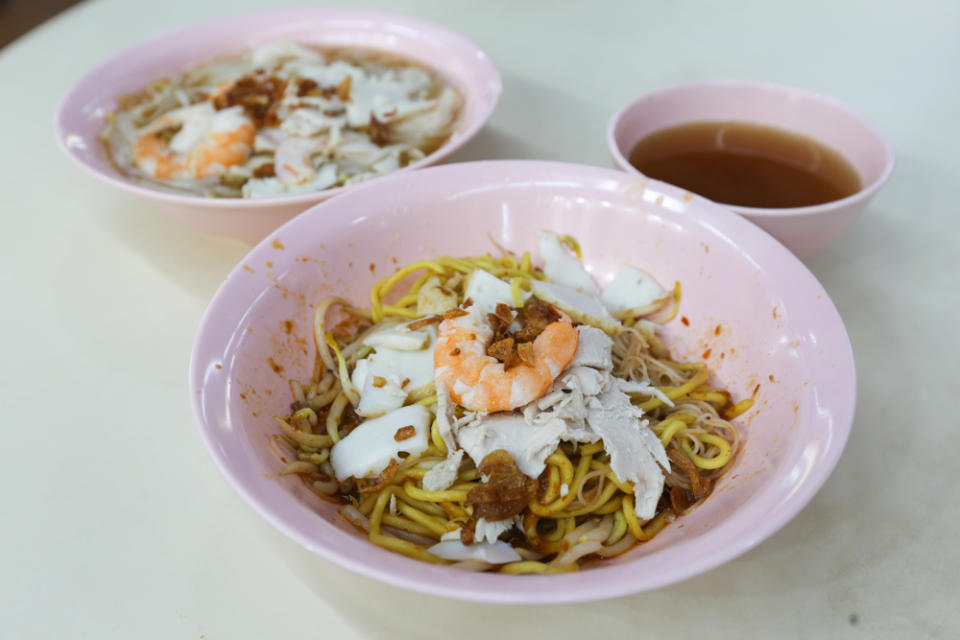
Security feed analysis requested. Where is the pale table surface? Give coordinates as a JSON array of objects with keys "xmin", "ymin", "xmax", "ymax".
[{"xmin": 3, "ymin": 0, "xmax": 958, "ymax": 638}]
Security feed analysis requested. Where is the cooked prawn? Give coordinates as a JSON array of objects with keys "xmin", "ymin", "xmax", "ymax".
[
  {"xmin": 135, "ymin": 103, "xmax": 254, "ymax": 180},
  {"xmin": 434, "ymin": 305, "xmax": 578, "ymax": 413}
]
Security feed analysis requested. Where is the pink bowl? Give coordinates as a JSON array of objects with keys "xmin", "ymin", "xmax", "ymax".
[
  {"xmin": 608, "ymin": 81, "xmax": 895, "ymax": 260},
  {"xmin": 54, "ymin": 8, "xmax": 501, "ymax": 243},
  {"xmin": 189, "ymin": 160, "xmax": 856, "ymax": 603}
]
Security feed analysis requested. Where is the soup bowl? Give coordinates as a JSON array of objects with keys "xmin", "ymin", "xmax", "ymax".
[
  {"xmin": 608, "ymin": 81, "xmax": 894, "ymax": 260},
  {"xmin": 189, "ymin": 160, "xmax": 855, "ymax": 603}
]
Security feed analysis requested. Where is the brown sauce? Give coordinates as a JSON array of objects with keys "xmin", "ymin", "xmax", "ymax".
[{"xmin": 628, "ymin": 121, "xmax": 861, "ymax": 208}]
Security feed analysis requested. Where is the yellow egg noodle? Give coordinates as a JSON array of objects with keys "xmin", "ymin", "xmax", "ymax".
[{"xmin": 274, "ymin": 241, "xmax": 753, "ymax": 572}]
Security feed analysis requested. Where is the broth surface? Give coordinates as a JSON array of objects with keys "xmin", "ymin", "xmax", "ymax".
[{"xmin": 628, "ymin": 121, "xmax": 861, "ymax": 208}]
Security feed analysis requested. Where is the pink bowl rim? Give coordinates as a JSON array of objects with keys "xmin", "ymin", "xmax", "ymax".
[
  {"xmin": 54, "ymin": 7, "xmax": 502, "ymax": 209},
  {"xmin": 606, "ymin": 79, "xmax": 895, "ymax": 218},
  {"xmin": 189, "ymin": 160, "xmax": 856, "ymax": 603}
]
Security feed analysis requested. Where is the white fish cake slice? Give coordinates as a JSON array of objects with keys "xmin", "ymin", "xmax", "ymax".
[
  {"xmin": 353, "ymin": 326, "xmax": 437, "ymax": 417},
  {"xmin": 463, "ymin": 269, "xmax": 523, "ymax": 313},
  {"xmin": 530, "ymin": 280, "xmax": 620, "ymax": 334},
  {"xmin": 363, "ymin": 323, "xmax": 431, "ymax": 351},
  {"xmin": 537, "ymin": 230, "xmax": 600, "ymax": 294},
  {"xmin": 427, "ymin": 540, "xmax": 521, "ymax": 564},
  {"xmin": 330, "ymin": 404, "xmax": 431, "ymax": 481},
  {"xmin": 600, "ymin": 266, "xmax": 669, "ymax": 315}
]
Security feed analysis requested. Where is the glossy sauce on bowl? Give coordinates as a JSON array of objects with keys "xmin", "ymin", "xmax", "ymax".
[{"xmin": 628, "ymin": 121, "xmax": 861, "ymax": 209}]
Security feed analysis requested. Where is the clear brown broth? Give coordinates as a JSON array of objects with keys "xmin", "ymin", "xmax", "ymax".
[{"xmin": 628, "ymin": 121, "xmax": 861, "ymax": 208}]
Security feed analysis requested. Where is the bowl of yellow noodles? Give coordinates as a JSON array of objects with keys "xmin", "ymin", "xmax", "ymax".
[{"xmin": 189, "ymin": 160, "xmax": 855, "ymax": 602}]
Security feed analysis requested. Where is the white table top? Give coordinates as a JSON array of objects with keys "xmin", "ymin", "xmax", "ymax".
[{"xmin": 4, "ymin": 0, "xmax": 958, "ymax": 637}]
